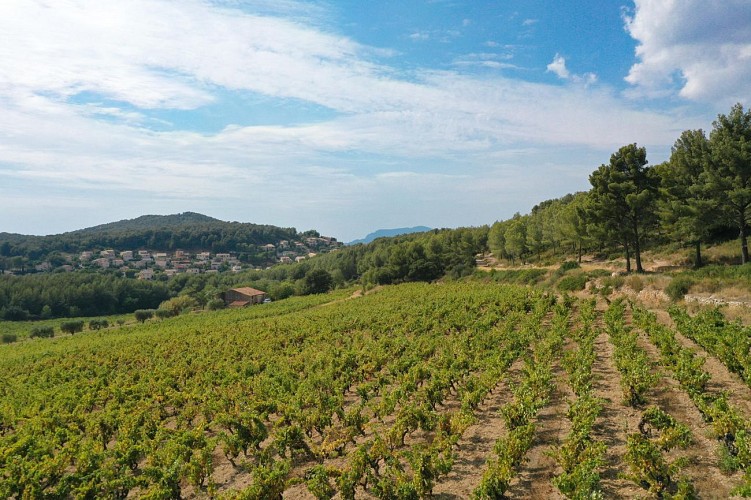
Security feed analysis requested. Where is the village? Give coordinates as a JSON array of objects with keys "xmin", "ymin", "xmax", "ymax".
[{"xmin": 17, "ymin": 236, "xmax": 343, "ymax": 279}]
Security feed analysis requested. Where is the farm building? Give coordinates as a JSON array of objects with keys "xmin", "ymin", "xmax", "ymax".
[{"xmin": 223, "ymin": 287, "xmax": 268, "ymax": 307}]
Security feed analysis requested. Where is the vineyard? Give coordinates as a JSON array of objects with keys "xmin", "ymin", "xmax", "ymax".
[{"xmin": 3, "ymin": 282, "xmax": 751, "ymax": 498}]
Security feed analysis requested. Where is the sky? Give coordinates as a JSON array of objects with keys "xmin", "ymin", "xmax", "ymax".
[{"xmin": 1, "ymin": 1, "xmax": 750, "ymax": 241}]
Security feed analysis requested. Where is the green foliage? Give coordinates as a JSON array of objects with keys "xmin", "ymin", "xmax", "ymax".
[
  {"xmin": 305, "ymin": 465, "xmax": 335, "ymax": 499},
  {"xmin": 706, "ymin": 103, "xmax": 751, "ymax": 263},
  {"xmin": 557, "ymin": 272, "xmax": 587, "ymax": 292},
  {"xmin": 0, "ymin": 272, "xmax": 169, "ymax": 319},
  {"xmin": 2, "ymin": 306, "xmax": 29, "ymax": 321},
  {"xmin": 88, "ymin": 319, "xmax": 109, "ymax": 330},
  {"xmin": 1, "ymin": 332, "xmax": 17, "ymax": 343},
  {"xmin": 29, "ymin": 325, "xmax": 54, "ymax": 338},
  {"xmin": 60, "ymin": 320, "xmax": 84, "ymax": 334},
  {"xmin": 588, "ymin": 143, "xmax": 659, "ymax": 273},
  {"xmin": 486, "ymin": 268, "xmax": 547, "ymax": 285},
  {"xmin": 158, "ymin": 295, "xmax": 199, "ymax": 316},
  {"xmin": 205, "ymin": 298, "xmax": 225, "ymax": 311},
  {"xmin": 134, "ymin": 309, "xmax": 155, "ymax": 323},
  {"xmin": 605, "ymin": 301, "xmax": 657, "ymax": 406},
  {"xmin": 665, "ymin": 276, "xmax": 694, "ymax": 301},
  {"xmin": 301, "ymin": 269, "xmax": 333, "ymax": 295}
]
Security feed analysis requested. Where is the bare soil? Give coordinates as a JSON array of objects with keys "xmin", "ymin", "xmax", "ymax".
[{"xmin": 635, "ymin": 331, "xmax": 744, "ymax": 497}]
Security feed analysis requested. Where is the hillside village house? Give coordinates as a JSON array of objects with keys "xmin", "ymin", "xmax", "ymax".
[{"xmin": 223, "ymin": 287, "xmax": 268, "ymax": 307}]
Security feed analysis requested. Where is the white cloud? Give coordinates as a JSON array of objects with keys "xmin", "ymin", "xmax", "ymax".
[
  {"xmin": 547, "ymin": 54, "xmax": 570, "ymax": 79},
  {"xmin": 0, "ymin": 0, "xmax": 712, "ymax": 239},
  {"xmin": 547, "ymin": 54, "xmax": 597, "ymax": 87},
  {"xmin": 409, "ymin": 32, "xmax": 430, "ymax": 41},
  {"xmin": 624, "ymin": 0, "xmax": 751, "ymax": 105}
]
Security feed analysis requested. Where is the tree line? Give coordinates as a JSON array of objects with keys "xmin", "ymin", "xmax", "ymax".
[{"xmin": 489, "ymin": 103, "xmax": 751, "ymax": 272}]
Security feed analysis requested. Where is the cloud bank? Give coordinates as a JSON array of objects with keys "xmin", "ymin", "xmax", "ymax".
[
  {"xmin": 625, "ymin": 0, "xmax": 751, "ymax": 105},
  {"xmin": 0, "ymin": 0, "xmax": 719, "ymax": 238}
]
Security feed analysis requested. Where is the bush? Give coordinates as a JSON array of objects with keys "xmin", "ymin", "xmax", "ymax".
[
  {"xmin": 154, "ymin": 308, "xmax": 173, "ymax": 320},
  {"xmin": 89, "ymin": 319, "xmax": 109, "ymax": 330},
  {"xmin": 158, "ymin": 295, "xmax": 198, "ymax": 316},
  {"xmin": 489, "ymin": 269, "xmax": 548, "ymax": 285},
  {"xmin": 60, "ymin": 320, "xmax": 84, "ymax": 334},
  {"xmin": 206, "ymin": 298, "xmax": 225, "ymax": 311},
  {"xmin": 1, "ymin": 333, "xmax": 18, "ymax": 344},
  {"xmin": 134, "ymin": 309, "xmax": 155, "ymax": 323},
  {"xmin": 30, "ymin": 326, "xmax": 55, "ymax": 338},
  {"xmin": 625, "ymin": 275, "xmax": 644, "ymax": 293},
  {"xmin": 557, "ymin": 273, "xmax": 588, "ymax": 292},
  {"xmin": 666, "ymin": 276, "xmax": 694, "ymax": 302},
  {"xmin": 559, "ymin": 261, "xmax": 581, "ymax": 272}
]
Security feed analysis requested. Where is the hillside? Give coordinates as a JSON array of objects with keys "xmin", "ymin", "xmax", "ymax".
[
  {"xmin": 347, "ymin": 226, "xmax": 432, "ymax": 245},
  {"xmin": 3, "ymin": 281, "xmax": 751, "ymax": 497},
  {"xmin": 0, "ymin": 212, "xmax": 314, "ymax": 261}
]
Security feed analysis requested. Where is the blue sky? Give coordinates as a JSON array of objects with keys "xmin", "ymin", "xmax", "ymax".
[{"xmin": 0, "ymin": 0, "xmax": 749, "ymax": 241}]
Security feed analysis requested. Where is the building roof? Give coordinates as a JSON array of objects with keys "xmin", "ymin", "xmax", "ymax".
[
  {"xmin": 228, "ymin": 300, "xmax": 251, "ymax": 308},
  {"xmin": 230, "ymin": 287, "xmax": 267, "ymax": 297}
]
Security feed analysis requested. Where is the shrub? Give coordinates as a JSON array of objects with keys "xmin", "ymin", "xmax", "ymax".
[
  {"xmin": 206, "ymin": 298, "xmax": 225, "ymax": 311},
  {"xmin": 665, "ymin": 276, "xmax": 694, "ymax": 302},
  {"xmin": 558, "ymin": 260, "xmax": 581, "ymax": 273},
  {"xmin": 154, "ymin": 308, "xmax": 173, "ymax": 320},
  {"xmin": 158, "ymin": 296, "xmax": 199, "ymax": 316},
  {"xmin": 625, "ymin": 275, "xmax": 644, "ymax": 293},
  {"xmin": 89, "ymin": 319, "xmax": 109, "ymax": 330},
  {"xmin": 60, "ymin": 320, "xmax": 84, "ymax": 334},
  {"xmin": 557, "ymin": 273, "xmax": 588, "ymax": 292},
  {"xmin": 134, "ymin": 309, "xmax": 155, "ymax": 323},
  {"xmin": 30, "ymin": 326, "xmax": 55, "ymax": 338},
  {"xmin": 1, "ymin": 333, "xmax": 18, "ymax": 344}
]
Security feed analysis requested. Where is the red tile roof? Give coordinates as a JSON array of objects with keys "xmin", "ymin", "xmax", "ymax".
[{"xmin": 231, "ymin": 287, "xmax": 267, "ymax": 297}]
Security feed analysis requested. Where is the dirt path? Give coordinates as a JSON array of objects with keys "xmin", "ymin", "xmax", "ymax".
[
  {"xmin": 432, "ymin": 361, "xmax": 522, "ymax": 499},
  {"xmin": 505, "ymin": 359, "xmax": 572, "ymax": 499},
  {"xmin": 635, "ymin": 331, "xmax": 744, "ymax": 497},
  {"xmin": 589, "ymin": 329, "xmax": 645, "ymax": 498},
  {"xmin": 651, "ymin": 309, "xmax": 751, "ymax": 419}
]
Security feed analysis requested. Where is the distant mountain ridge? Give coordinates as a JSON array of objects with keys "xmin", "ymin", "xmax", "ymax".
[{"xmin": 348, "ymin": 226, "xmax": 432, "ymax": 245}]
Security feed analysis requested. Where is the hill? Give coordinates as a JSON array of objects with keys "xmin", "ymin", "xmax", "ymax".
[
  {"xmin": 347, "ymin": 226, "xmax": 432, "ymax": 245},
  {"xmin": 0, "ymin": 212, "xmax": 312, "ymax": 261}
]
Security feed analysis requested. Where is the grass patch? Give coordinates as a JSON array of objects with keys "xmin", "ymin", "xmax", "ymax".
[{"xmin": 484, "ymin": 268, "xmax": 549, "ymax": 285}]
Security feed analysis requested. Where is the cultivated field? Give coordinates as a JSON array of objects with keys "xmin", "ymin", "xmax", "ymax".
[{"xmin": 2, "ymin": 281, "xmax": 751, "ymax": 498}]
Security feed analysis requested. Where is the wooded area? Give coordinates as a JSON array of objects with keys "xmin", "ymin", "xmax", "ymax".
[{"xmin": 489, "ymin": 103, "xmax": 751, "ymax": 272}]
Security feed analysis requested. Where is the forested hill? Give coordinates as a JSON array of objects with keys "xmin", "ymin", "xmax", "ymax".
[
  {"xmin": 0, "ymin": 212, "xmax": 306, "ymax": 260},
  {"xmin": 347, "ymin": 226, "xmax": 432, "ymax": 245}
]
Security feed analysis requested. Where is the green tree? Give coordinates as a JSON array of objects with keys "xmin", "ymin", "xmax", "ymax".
[
  {"xmin": 559, "ymin": 193, "xmax": 591, "ymax": 263},
  {"xmin": 134, "ymin": 309, "xmax": 155, "ymax": 323},
  {"xmin": 488, "ymin": 221, "xmax": 507, "ymax": 260},
  {"xmin": 588, "ymin": 144, "xmax": 658, "ymax": 273},
  {"xmin": 705, "ymin": 103, "xmax": 751, "ymax": 263},
  {"xmin": 656, "ymin": 129, "xmax": 718, "ymax": 268},
  {"xmin": 60, "ymin": 320, "xmax": 84, "ymax": 334},
  {"xmin": 505, "ymin": 215, "xmax": 528, "ymax": 264},
  {"xmin": 302, "ymin": 269, "xmax": 333, "ymax": 295}
]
